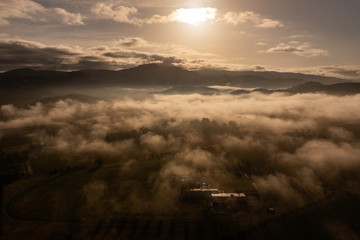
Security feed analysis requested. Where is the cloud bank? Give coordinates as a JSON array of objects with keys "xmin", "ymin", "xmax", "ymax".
[{"xmin": 1, "ymin": 92, "xmax": 360, "ymax": 212}]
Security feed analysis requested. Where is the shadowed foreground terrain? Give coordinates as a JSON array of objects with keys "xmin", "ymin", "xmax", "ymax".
[
  {"xmin": 2, "ymin": 163, "xmax": 360, "ymax": 239},
  {"xmin": 1, "ymin": 74, "xmax": 360, "ymax": 239}
]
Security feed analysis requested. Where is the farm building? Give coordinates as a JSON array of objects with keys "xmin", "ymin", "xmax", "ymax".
[
  {"xmin": 209, "ymin": 192, "xmax": 248, "ymax": 213},
  {"xmin": 186, "ymin": 182, "xmax": 222, "ymax": 201}
]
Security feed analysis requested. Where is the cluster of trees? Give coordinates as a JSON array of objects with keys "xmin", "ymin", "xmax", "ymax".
[{"xmin": 0, "ymin": 151, "xmax": 30, "ymax": 185}]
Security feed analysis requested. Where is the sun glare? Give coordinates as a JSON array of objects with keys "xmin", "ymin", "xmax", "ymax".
[{"xmin": 173, "ymin": 8, "xmax": 216, "ymax": 26}]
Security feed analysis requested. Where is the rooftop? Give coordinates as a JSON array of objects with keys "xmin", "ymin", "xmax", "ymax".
[
  {"xmin": 211, "ymin": 193, "xmax": 246, "ymax": 198},
  {"xmin": 190, "ymin": 188, "xmax": 221, "ymax": 192}
]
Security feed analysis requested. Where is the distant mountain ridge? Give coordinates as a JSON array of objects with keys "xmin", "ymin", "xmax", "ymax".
[
  {"xmin": 0, "ymin": 64, "xmax": 350, "ymax": 89},
  {"xmin": 158, "ymin": 85, "xmax": 219, "ymax": 95},
  {"xmin": 33, "ymin": 94, "xmax": 100, "ymax": 105},
  {"xmin": 231, "ymin": 81, "xmax": 360, "ymax": 96},
  {"xmin": 198, "ymin": 68, "xmax": 345, "ymax": 85},
  {"xmin": 19, "ymin": 81, "xmax": 360, "ymax": 108}
]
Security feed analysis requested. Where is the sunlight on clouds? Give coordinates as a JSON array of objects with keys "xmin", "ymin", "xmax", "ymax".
[
  {"xmin": 223, "ymin": 11, "xmax": 284, "ymax": 28},
  {"xmin": 172, "ymin": 8, "xmax": 216, "ymax": 26}
]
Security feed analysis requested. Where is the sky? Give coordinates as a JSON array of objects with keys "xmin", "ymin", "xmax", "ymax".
[{"xmin": 0, "ymin": 0, "xmax": 359, "ymax": 79}]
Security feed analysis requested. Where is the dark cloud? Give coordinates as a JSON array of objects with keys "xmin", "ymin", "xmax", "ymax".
[
  {"xmin": 0, "ymin": 39, "xmax": 184, "ymax": 71},
  {"xmin": 271, "ymin": 47, "xmax": 304, "ymax": 53},
  {"xmin": 116, "ymin": 37, "xmax": 144, "ymax": 47},
  {"xmin": 255, "ymin": 65, "xmax": 265, "ymax": 71},
  {"xmin": 0, "ymin": 39, "xmax": 77, "ymax": 59},
  {"xmin": 103, "ymin": 50, "xmax": 184, "ymax": 64},
  {"xmin": 0, "ymin": 39, "xmax": 80, "ymax": 70}
]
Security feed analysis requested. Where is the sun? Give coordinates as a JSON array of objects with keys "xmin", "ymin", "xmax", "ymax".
[{"xmin": 173, "ymin": 8, "xmax": 216, "ymax": 26}]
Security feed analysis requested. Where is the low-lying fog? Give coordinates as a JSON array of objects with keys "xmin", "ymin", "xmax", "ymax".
[{"xmin": 1, "ymin": 91, "xmax": 360, "ymax": 212}]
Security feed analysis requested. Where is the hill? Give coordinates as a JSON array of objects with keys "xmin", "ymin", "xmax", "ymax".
[
  {"xmin": 0, "ymin": 64, "xmax": 351, "ymax": 90},
  {"xmin": 231, "ymin": 81, "xmax": 360, "ymax": 96}
]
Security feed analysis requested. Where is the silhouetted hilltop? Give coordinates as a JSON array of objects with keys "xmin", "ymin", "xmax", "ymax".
[
  {"xmin": 33, "ymin": 94, "xmax": 100, "ymax": 105},
  {"xmin": 325, "ymin": 82, "xmax": 360, "ymax": 95},
  {"xmin": 118, "ymin": 63, "xmax": 204, "ymax": 85},
  {"xmin": 287, "ymin": 81, "xmax": 326, "ymax": 93},
  {"xmin": 159, "ymin": 85, "xmax": 219, "ymax": 95},
  {"xmin": 287, "ymin": 81, "xmax": 360, "ymax": 95},
  {"xmin": 198, "ymin": 68, "xmax": 345, "ymax": 85},
  {"xmin": 231, "ymin": 81, "xmax": 360, "ymax": 96},
  {"xmin": 0, "ymin": 68, "xmax": 95, "ymax": 89}
]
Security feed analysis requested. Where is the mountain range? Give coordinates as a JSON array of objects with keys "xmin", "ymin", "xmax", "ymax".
[
  {"xmin": 1, "ymin": 64, "xmax": 360, "ymax": 106},
  {"xmin": 0, "ymin": 64, "xmax": 350, "ymax": 89},
  {"xmin": 230, "ymin": 81, "xmax": 360, "ymax": 96}
]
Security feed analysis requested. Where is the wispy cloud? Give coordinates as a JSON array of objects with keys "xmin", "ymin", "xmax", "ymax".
[
  {"xmin": 263, "ymin": 41, "xmax": 329, "ymax": 57},
  {"xmin": 90, "ymin": 2, "xmax": 173, "ymax": 25},
  {"xmin": 103, "ymin": 50, "xmax": 184, "ymax": 65},
  {"xmin": 90, "ymin": 2, "xmax": 283, "ymax": 29},
  {"xmin": 256, "ymin": 42, "xmax": 267, "ymax": 46},
  {"xmin": 0, "ymin": 0, "xmax": 45, "ymax": 25},
  {"xmin": 115, "ymin": 37, "xmax": 150, "ymax": 48},
  {"xmin": 91, "ymin": 2, "xmax": 217, "ymax": 26},
  {"xmin": 91, "ymin": 2, "xmax": 139, "ymax": 24},
  {"xmin": 0, "ymin": 0, "xmax": 85, "ymax": 26},
  {"xmin": 53, "ymin": 8, "xmax": 85, "ymax": 25},
  {"xmin": 222, "ymin": 11, "xmax": 284, "ymax": 28},
  {"xmin": 291, "ymin": 65, "xmax": 360, "ymax": 80},
  {"xmin": 320, "ymin": 66, "xmax": 360, "ymax": 78}
]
